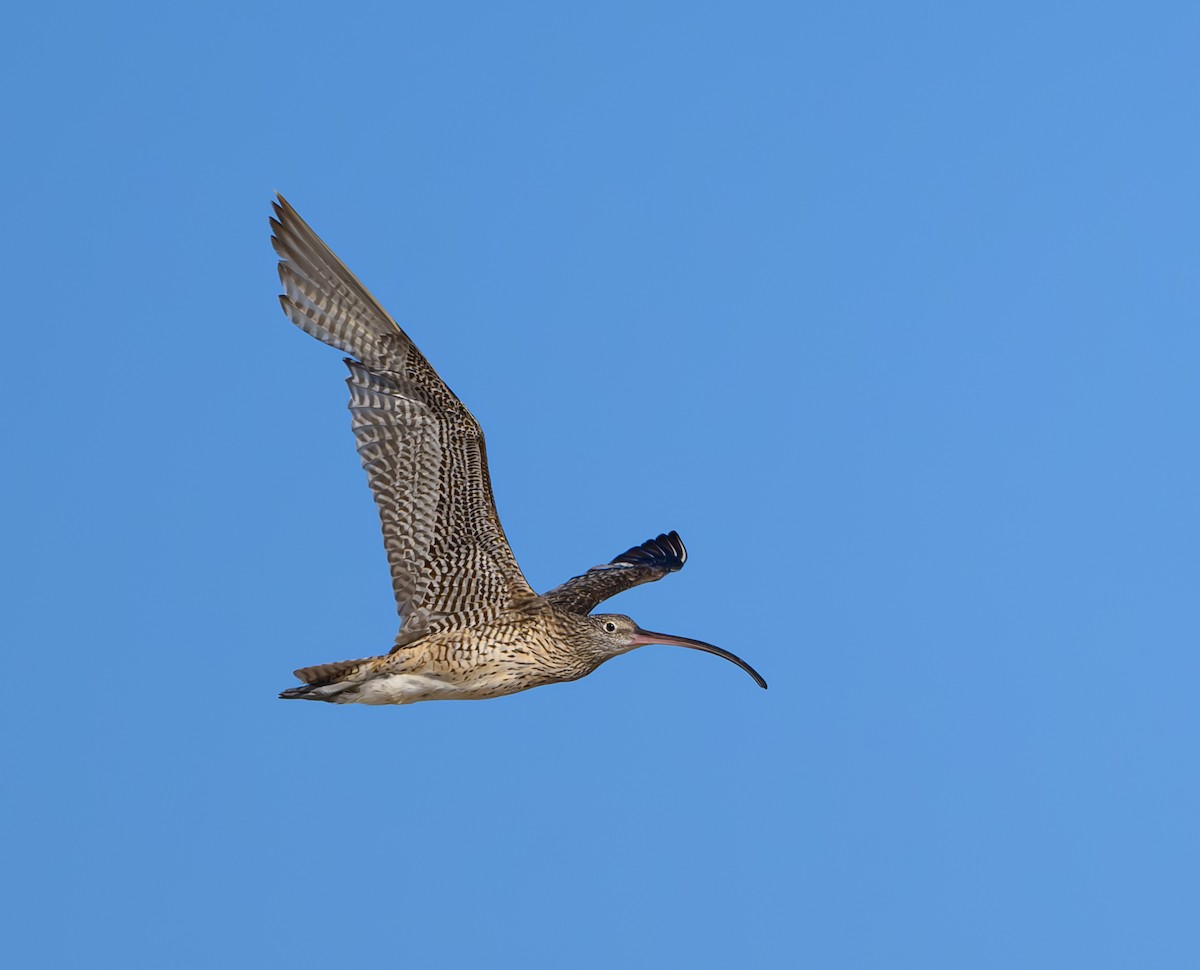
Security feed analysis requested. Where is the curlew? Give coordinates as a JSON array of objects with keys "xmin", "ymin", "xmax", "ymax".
[{"xmin": 271, "ymin": 196, "xmax": 767, "ymax": 705}]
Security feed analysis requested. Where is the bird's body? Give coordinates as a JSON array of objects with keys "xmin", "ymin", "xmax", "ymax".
[
  {"xmin": 270, "ymin": 196, "xmax": 767, "ymax": 705},
  {"xmin": 285, "ymin": 605, "xmax": 622, "ymax": 705}
]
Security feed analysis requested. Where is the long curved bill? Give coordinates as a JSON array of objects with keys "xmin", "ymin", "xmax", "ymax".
[{"xmin": 631, "ymin": 627, "xmax": 768, "ymax": 689}]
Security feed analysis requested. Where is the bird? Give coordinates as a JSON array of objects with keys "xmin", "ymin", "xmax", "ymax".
[{"xmin": 270, "ymin": 195, "xmax": 768, "ymax": 705}]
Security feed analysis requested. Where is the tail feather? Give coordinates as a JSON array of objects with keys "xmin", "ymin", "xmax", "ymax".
[
  {"xmin": 279, "ymin": 655, "xmax": 378, "ymax": 701},
  {"xmin": 279, "ymin": 681, "xmax": 355, "ymax": 702},
  {"xmin": 292, "ymin": 656, "xmax": 375, "ymax": 686}
]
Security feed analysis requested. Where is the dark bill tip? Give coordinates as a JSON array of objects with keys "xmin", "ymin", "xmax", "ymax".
[{"xmin": 631, "ymin": 628, "xmax": 768, "ymax": 690}]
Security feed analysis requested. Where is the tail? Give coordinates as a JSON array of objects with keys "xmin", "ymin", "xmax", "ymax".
[
  {"xmin": 279, "ymin": 656, "xmax": 376, "ymax": 702},
  {"xmin": 270, "ymin": 194, "xmax": 413, "ymax": 366}
]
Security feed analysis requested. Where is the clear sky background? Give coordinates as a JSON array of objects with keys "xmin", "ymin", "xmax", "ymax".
[{"xmin": 4, "ymin": 2, "xmax": 1198, "ymax": 967}]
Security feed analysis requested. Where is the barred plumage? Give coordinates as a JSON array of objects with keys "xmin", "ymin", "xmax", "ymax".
[
  {"xmin": 543, "ymin": 532, "xmax": 688, "ymax": 615},
  {"xmin": 270, "ymin": 196, "xmax": 767, "ymax": 705},
  {"xmin": 273, "ymin": 196, "xmax": 534, "ymax": 646}
]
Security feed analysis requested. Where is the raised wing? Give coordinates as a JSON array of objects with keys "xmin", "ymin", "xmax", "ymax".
[
  {"xmin": 271, "ymin": 195, "xmax": 536, "ymax": 643},
  {"xmin": 543, "ymin": 531, "xmax": 688, "ymax": 615}
]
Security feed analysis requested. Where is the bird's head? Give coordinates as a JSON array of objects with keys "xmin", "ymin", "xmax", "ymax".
[{"xmin": 587, "ymin": 614, "xmax": 767, "ymax": 689}]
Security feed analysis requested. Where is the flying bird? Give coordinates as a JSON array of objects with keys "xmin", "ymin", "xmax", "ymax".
[{"xmin": 271, "ymin": 196, "xmax": 767, "ymax": 705}]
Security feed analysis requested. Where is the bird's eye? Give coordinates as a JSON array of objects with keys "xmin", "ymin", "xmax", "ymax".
[{"xmin": 604, "ymin": 621, "xmax": 617, "ymax": 633}]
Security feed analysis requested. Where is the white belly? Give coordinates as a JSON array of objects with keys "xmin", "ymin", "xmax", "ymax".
[{"xmin": 348, "ymin": 673, "xmax": 496, "ymax": 705}]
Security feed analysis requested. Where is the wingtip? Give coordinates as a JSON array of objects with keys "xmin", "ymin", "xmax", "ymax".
[
  {"xmin": 271, "ymin": 193, "xmax": 304, "ymax": 234},
  {"xmin": 611, "ymin": 531, "xmax": 687, "ymax": 571}
]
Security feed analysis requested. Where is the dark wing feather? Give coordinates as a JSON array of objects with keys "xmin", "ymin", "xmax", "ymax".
[
  {"xmin": 271, "ymin": 195, "xmax": 536, "ymax": 643},
  {"xmin": 543, "ymin": 531, "xmax": 688, "ymax": 615}
]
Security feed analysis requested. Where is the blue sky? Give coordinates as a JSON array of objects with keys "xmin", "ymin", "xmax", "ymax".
[{"xmin": 4, "ymin": 1, "xmax": 1198, "ymax": 967}]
